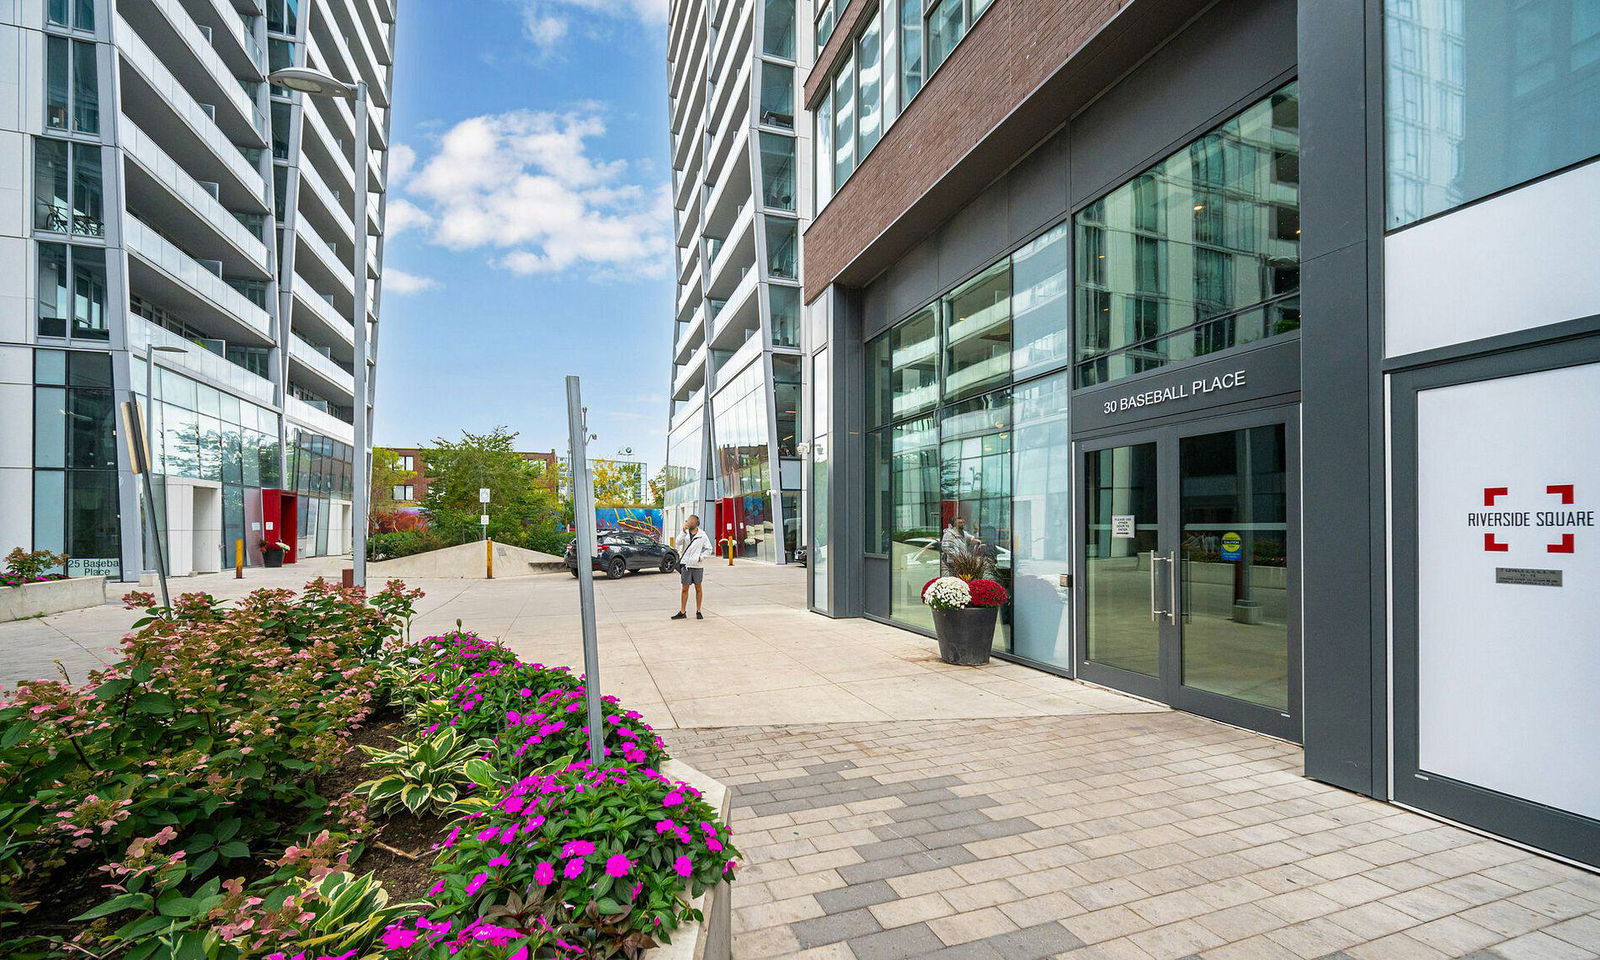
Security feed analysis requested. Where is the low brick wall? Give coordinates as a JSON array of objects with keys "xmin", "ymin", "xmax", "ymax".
[{"xmin": 0, "ymin": 577, "xmax": 107, "ymax": 622}]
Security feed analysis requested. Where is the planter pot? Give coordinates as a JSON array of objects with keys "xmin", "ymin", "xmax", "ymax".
[
  {"xmin": 932, "ymin": 606, "xmax": 999, "ymax": 666},
  {"xmin": 0, "ymin": 577, "xmax": 107, "ymax": 622},
  {"xmin": 263, "ymin": 549, "xmax": 285, "ymax": 568}
]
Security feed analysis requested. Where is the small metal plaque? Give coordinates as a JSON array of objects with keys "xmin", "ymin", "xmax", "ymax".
[{"xmin": 1495, "ymin": 567, "xmax": 1563, "ymax": 587}]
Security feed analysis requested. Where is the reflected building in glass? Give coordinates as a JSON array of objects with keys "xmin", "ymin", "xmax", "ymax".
[
  {"xmin": 0, "ymin": 0, "xmax": 401, "ymax": 577},
  {"xmin": 663, "ymin": 0, "xmax": 811, "ymax": 562}
]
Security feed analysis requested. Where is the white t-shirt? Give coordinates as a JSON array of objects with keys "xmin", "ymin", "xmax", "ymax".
[{"xmin": 679, "ymin": 529, "xmax": 713, "ymax": 567}]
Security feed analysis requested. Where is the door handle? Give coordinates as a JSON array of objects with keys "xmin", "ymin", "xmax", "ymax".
[
  {"xmin": 1166, "ymin": 550, "xmax": 1180, "ymax": 625},
  {"xmin": 1149, "ymin": 550, "xmax": 1165, "ymax": 622}
]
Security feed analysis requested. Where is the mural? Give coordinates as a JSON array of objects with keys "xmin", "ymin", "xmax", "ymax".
[{"xmin": 594, "ymin": 507, "xmax": 664, "ymax": 538}]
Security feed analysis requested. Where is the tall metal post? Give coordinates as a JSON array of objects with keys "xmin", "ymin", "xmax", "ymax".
[
  {"xmin": 566, "ymin": 376, "xmax": 605, "ymax": 767},
  {"xmin": 350, "ymin": 81, "xmax": 371, "ymax": 586}
]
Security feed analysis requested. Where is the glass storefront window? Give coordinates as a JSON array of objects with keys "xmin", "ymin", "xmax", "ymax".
[
  {"xmin": 760, "ymin": 61, "xmax": 794, "ymax": 129},
  {"xmin": 773, "ymin": 354, "xmax": 801, "ymax": 458},
  {"xmin": 1073, "ymin": 82, "xmax": 1300, "ymax": 388},
  {"xmin": 1385, "ymin": 0, "xmax": 1600, "ymax": 228},
  {"xmin": 891, "ymin": 306, "xmax": 939, "ymax": 420},
  {"xmin": 34, "ymin": 350, "xmax": 119, "ymax": 578},
  {"xmin": 1012, "ymin": 373, "xmax": 1072, "ymax": 667},
  {"xmin": 942, "ymin": 261, "xmax": 1011, "ymax": 401},
  {"xmin": 1011, "ymin": 223, "xmax": 1070, "ymax": 379},
  {"xmin": 889, "ymin": 415, "xmax": 938, "ymax": 630},
  {"xmin": 759, "ymin": 132, "xmax": 797, "ymax": 211}
]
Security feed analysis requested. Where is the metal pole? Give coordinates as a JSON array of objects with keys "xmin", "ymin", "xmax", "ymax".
[
  {"xmin": 141, "ymin": 350, "xmax": 172, "ymax": 608},
  {"xmin": 350, "ymin": 81, "xmax": 371, "ymax": 587},
  {"xmin": 566, "ymin": 376, "xmax": 605, "ymax": 767}
]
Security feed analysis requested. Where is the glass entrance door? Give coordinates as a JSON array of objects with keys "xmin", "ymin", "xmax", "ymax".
[{"xmin": 1078, "ymin": 409, "xmax": 1300, "ymax": 741}]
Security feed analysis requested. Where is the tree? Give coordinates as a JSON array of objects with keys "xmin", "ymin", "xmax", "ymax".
[
  {"xmin": 589, "ymin": 459, "xmax": 645, "ymax": 506},
  {"xmin": 421, "ymin": 427, "xmax": 569, "ymax": 553},
  {"xmin": 647, "ymin": 466, "xmax": 668, "ymax": 508},
  {"xmin": 369, "ymin": 447, "xmax": 415, "ymax": 527}
]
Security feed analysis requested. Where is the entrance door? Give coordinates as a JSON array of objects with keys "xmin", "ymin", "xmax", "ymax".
[{"xmin": 1078, "ymin": 408, "xmax": 1300, "ymax": 741}]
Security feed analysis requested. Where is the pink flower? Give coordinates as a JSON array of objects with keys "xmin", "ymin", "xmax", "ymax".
[
  {"xmin": 563, "ymin": 858, "xmax": 585, "ymax": 879},
  {"xmin": 662, "ymin": 791, "xmax": 684, "ymax": 807},
  {"xmin": 707, "ymin": 838, "xmax": 724, "ymax": 852},
  {"xmin": 562, "ymin": 840, "xmax": 595, "ymax": 857},
  {"xmin": 489, "ymin": 854, "xmax": 511, "ymax": 867},
  {"xmin": 673, "ymin": 855, "xmax": 693, "ymax": 877},
  {"xmin": 380, "ymin": 927, "xmax": 419, "ymax": 949},
  {"xmin": 534, "ymin": 861, "xmax": 556, "ymax": 886},
  {"xmin": 466, "ymin": 872, "xmax": 488, "ymax": 895},
  {"xmin": 605, "ymin": 854, "xmax": 633, "ymax": 877},
  {"xmin": 655, "ymin": 819, "xmax": 677, "ymax": 835}
]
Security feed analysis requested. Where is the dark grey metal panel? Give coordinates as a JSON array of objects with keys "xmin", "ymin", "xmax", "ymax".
[
  {"xmin": 826, "ymin": 285, "xmax": 868, "ymax": 618},
  {"xmin": 864, "ymin": 555, "xmax": 890, "ymax": 617},
  {"xmin": 1070, "ymin": 338, "xmax": 1301, "ymax": 434},
  {"xmin": 1069, "ymin": 0, "xmax": 1297, "ymax": 210},
  {"xmin": 1007, "ymin": 132, "xmax": 1070, "ymax": 248},
  {"xmin": 1297, "ymin": 0, "xmax": 1385, "ymax": 798},
  {"xmin": 938, "ymin": 182, "xmax": 1009, "ymax": 291},
  {"xmin": 877, "ymin": 239, "xmax": 939, "ymax": 333}
]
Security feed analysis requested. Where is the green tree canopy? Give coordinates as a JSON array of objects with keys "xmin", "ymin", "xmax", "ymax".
[{"xmin": 421, "ymin": 427, "xmax": 569, "ymax": 553}]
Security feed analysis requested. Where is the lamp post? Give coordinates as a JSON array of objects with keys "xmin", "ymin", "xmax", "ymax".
[
  {"xmin": 268, "ymin": 66, "xmax": 372, "ymax": 587},
  {"xmin": 143, "ymin": 342, "xmax": 186, "ymax": 606}
]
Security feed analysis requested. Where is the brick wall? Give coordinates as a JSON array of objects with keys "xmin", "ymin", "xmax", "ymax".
[{"xmin": 803, "ymin": 0, "xmax": 1129, "ymax": 301}]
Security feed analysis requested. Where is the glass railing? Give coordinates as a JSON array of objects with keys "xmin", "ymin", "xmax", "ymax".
[{"xmin": 131, "ymin": 316, "xmax": 277, "ymax": 405}]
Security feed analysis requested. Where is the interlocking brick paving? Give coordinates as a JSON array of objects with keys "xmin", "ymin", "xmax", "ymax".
[{"xmin": 672, "ymin": 715, "xmax": 1600, "ymax": 960}]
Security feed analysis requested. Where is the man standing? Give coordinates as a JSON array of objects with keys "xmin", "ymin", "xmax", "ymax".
[{"xmin": 672, "ymin": 514, "xmax": 713, "ymax": 620}]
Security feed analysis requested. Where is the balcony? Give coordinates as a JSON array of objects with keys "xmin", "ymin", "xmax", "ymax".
[
  {"xmin": 308, "ymin": 5, "xmax": 388, "ymax": 110},
  {"xmin": 321, "ymin": 0, "xmax": 388, "ymax": 110},
  {"xmin": 115, "ymin": 17, "xmax": 267, "ymax": 207},
  {"xmin": 123, "ymin": 213, "xmax": 273, "ymax": 344},
  {"xmin": 286, "ymin": 396, "xmax": 355, "ymax": 441},
  {"xmin": 297, "ymin": 159, "xmax": 357, "ymax": 245},
  {"xmin": 130, "ymin": 316, "xmax": 277, "ymax": 407},
  {"xmin": 712, "ymin": 325, "xmax": 763, "ymax": 393},
  {"xmin": 120, "ymin": 118, "xmax": 270, "ymax": 277},
  {"xmin": 192, "ymin": 0, "xmax": 266, "ymax": 78},
  {"xmin": 709, "ymin": 267, "xmax": 759, "ymax": 349},
  {"xmin": 296, "ymin": 218, "xmax": 356, "ymax": 299},
  {"xmin": 291, "ymin": 278, "xmax": 355, "ymax": 350},
  {"xmin": 676, "ymin": 258, "xmax": 704, "ymax": 322},
  {"xmin": 673, "ymin": 341, "xmax": 709, "ymax": 399},
  {"xmin": 118, "ymin": 0, "xmax": 267, "ymax": 147},
  {"xmin": 289, "ymin": 335, "xmax": 356, "ymax": 401},
  {"xmin": 675, "ymin": 301, "xmax": 707, "ymax": 364},
  {"xmin": 705, "ymin": 203, "xmax": 756, "ymax": 301}
]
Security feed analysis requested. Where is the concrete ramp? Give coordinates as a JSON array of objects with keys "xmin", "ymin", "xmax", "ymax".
[{"xmin": 368, "ymin": 541, "xmax": 565, "ymax": 579}]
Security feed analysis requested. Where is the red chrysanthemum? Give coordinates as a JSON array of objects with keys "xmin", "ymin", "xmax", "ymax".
[{"xmin": 967, "ymin": 578, "xmax": 1009, "ymax": 607}]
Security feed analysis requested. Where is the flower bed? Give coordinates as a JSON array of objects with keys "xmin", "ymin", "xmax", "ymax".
[{"xmin": 0, "ymin": 582, "xmax": 737, "ymax": 960}]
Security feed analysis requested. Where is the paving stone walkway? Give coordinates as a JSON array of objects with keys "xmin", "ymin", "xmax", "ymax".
[{"xmin": 672, "ymin": 715, "xmax": 1600, "ymax": 960}]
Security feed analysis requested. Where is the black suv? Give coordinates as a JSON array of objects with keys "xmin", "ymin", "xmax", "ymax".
[{"xmin": 565, "ymin": 533, "xmax": 679, "ymax": 580}]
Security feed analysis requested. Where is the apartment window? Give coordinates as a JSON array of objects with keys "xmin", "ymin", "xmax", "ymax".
[
  {"xmin": 269, "ymin": 40, "xmax": 297, "ymax": 97},
  {"xmin": 833, "ymin": 51, "xmax": 857, "ymax": 189},
  {"xmin": 856, "ymin": 16, "xmax": 883, "ymax": 156},
  {"xmin": 1072, "ymin": 82, "xmax": 1301, "ymax": 387},
  {"xmin": 47, "ymin": 0, "xmax": 96, "ymax": 31},
  {"xmin": 1384, "ymin": 0, "xmax": 1600, "ymax": 227},
  {"xmin": 816, "ymin": 92, "xmax": 834, "ymax": 203},
  {"xmin": 759, "ymin": 133, "xmax": 797, "ymax": 211},
  {"xmin": 765, "ymin": 218, "xmax": 799, "ymax": 280},
  {"xmin": 770, "ymin": 285, "xmax": 802, "ymax": 347},
  {"xmin": 34, "ymin": 350, "xmax": 121, "ymax": 579},
  {"xmin": 266, "ymin": 0, "xmax": 299, "ymax": 35},
  {"xmin": 398, "ymin": 455, "xmax": 415, "ymax": 472},
  {"xmin": 925, "ymin": 0, "xmax": 963, "ymax": 72},
  {"xmin": 759, "ymin": 61, "xmax": 795, "ymax": 128},
  {"xmin": 37, "ymin": 243, "xmax": 108, "ymax": 341},
  {"xmin": 393, "ymin": 485, "xmax": 414, "ymax": 502},
  {"xmin": 762, "ymin": 0, "xmax": 795, "ymax": 57},
  {"xmin": 45, "ymin": 35, "xmax": 98, "ymax": 135},
  {"xmin": 908, "ymin": 0, "xmax": 996, "ymax": 102},
  {"xmin": 271, "ymin": 100, "xmax": 293, "ymax": 160},
  {"xmin": 34, "ymin": 138, "xmax": 103, "ymax": 237},
  {"xmin": 815, "ymin": 0, "xmax": 840, "ymax": 50},
  {"xmin": 899, "ymin": 0, "xmax": 924, "ymax": 105}
]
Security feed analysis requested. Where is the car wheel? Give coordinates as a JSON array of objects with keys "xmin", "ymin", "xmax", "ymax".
[
  {"xmin": 604, "ymin": 557, "xmax": 627, "ymax": 580},
  {"xmin": 660, "ymin": 554, "xmax": 677, "ymax": 574}
]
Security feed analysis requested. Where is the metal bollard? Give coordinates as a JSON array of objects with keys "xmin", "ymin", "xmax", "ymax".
[
  {"xmin": 235, "ymin": 539, "xmax": 244, "ymax": 579},
  {"xmin": 486, "ymin": 538, "xmax": 494, "ymax": 579}
]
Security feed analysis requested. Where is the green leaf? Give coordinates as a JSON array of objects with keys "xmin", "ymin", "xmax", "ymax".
[
  {"xmin": 214, "ymin": 819, "xmax": 241, "ymax": 843},
  {"xmin": 133, "ymin": 692, "xmax": 176, "ymax": 715},
  {"xmin": 71, "ymin": 891, "xmax": 153, "ymax": 921},
  {"xmin": 131, "ymin": 662, "xmax": 154, "ymax": 683},
  {"xmin": 93, "ymin": 678, "xmax": 132, "ymax": 700},
  {"xmin": 240, "ymin": 759, "xmax": 265, "ymax": 780},
  {"xmin": 218, "ymin": 841, "xmax": 249, "ymax": 858}
]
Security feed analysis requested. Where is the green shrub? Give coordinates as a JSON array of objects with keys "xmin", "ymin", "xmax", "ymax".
[{"xmin": 354, "ymin": 729, "xmax": 497, "ymax": 816}]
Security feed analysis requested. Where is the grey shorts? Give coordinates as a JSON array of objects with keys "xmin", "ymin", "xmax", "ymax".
[{"xmin": 680, "ymin": 565, "xmax": 704, "ymax": 585}]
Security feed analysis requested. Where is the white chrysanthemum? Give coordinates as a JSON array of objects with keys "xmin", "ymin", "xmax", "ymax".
[{"xmin": 923, "ymin": 576, "xmax": 972, "ymax": 610}]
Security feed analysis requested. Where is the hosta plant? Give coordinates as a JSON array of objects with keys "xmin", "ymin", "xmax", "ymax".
[{"xmin": 355, "ymin": 729, "xmax": 497, "ymax": 816}]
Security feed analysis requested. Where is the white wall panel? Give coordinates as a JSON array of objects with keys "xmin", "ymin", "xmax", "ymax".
[
  {"xmin": 1415, "ymin": 363, "xmax": 1600, "ymax": 820},
  {"xmin": 1386, "ymin": 161, "xmax": 1600, "ymax": 358}
]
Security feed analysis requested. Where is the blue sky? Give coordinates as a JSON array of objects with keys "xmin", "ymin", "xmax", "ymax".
[{"xmin": 372, "ymin": 0, "xmax": 673, "ymax": 468}]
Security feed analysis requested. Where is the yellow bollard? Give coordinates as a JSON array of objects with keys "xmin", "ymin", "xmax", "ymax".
[
  {"xmin": 235, "ymin": 539, "xmax": 244, "ymax": 579},
  {"xmin": 486, "ymin": 538, "xmax": 494, "ymax": 579},
  {"xmin": 726, "ymin": 536, "xmax": 734, "ymax": 566}
]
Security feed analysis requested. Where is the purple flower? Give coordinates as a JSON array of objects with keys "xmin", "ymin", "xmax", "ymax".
[
  {"xmin": 605, "ymin": 854, "xmax": 633, "ymax": 877},
  {"xmin": 673, "ymin": 855, "xmax": 693, "ymax": 877},
  {"xmin": 534, "ymin": 861, "xmax": 556, "ymax": 885}
]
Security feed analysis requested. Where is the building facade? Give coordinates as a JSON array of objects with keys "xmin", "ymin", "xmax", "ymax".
[
  {"xmin": 802, "ymin": 0, "xmax": 1600, "ymax": 869},
  {"xmin": 0, "ymin": 0, "xmax": 397, "ymax": 576},
  {"xmin": 663, "ymin": 0, "xmax": 811, "ymax": 563}
]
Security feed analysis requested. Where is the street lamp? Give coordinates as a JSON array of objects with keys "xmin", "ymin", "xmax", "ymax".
[
  {"xmin": 269, "ymin": 66, "xmax": 373, "ymax": 587},
  {"xmin": 144, "ymin": 342, "xmax": 186, "ymax": 607}
]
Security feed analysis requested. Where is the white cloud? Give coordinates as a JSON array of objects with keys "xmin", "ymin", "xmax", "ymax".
[
  {"xmin": 388, "ymin": 143, "xmax": 417, "ymax": 186},
  {"xmin": 385, "ymin": 198, "xmax": 434, "ymax": 237},
  {"xmin": 517, "ymin": 0, "xmax": 666, "ymax": 55},
  {"xmin": 399, "ymin": 109, "xmax": 670, "ymax": 280},
  {"xmin": 385, "ymin": 268, "xmax": 438, "ymax": 294}
]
